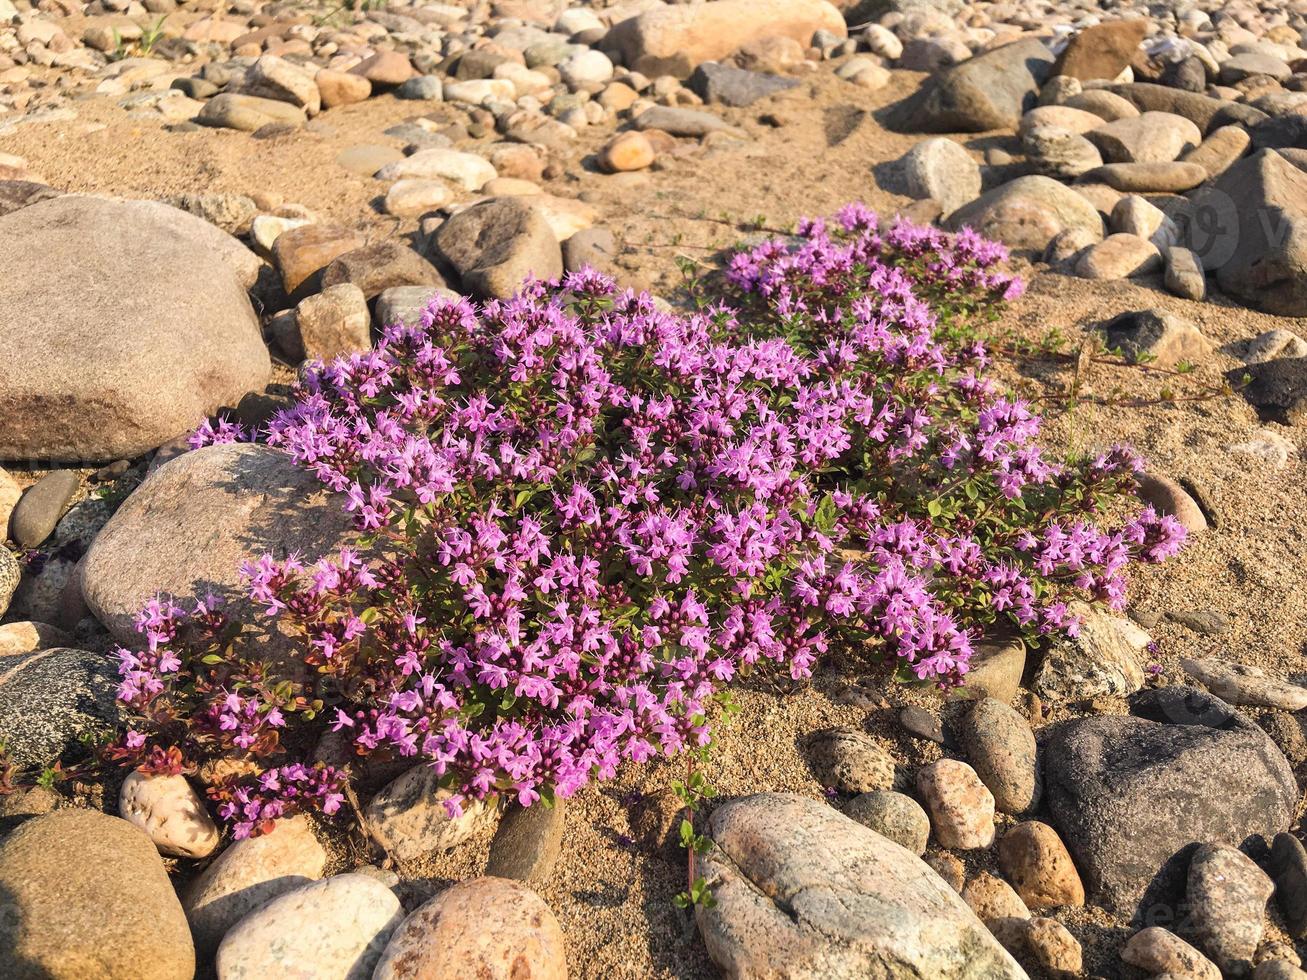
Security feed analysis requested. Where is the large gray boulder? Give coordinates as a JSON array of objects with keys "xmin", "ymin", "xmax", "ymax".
[
  {"xmin": 1185, "ymin": 149, "xmax": 1307, "ymax": 315},
  {"xmin": 696, "ymin": 793, "xmax": 1028, "ymax": 978},
  {"xmin": 0, "ymin": 196, "xmax": 270, "ymax": 464},
  {"xmin": 1043, "ymin": 687, "xmax": 1296, "ymax": 916},
  {"xmin": 901, "ymin": 39, "xmax": 1055, "ymax": 133},
  {"xmin": 81, "ymin": 443, "xmax": 355, "ymax": 644}
]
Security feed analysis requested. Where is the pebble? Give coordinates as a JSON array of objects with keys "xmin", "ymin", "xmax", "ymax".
[
  {"xmin": 281, "ymin": 282, "xmax": 371, "ymax": 362},
  {"xmin": 1111, "ymin": 195, "xmax": 1178, "ymax": 248},
  {"xmin": 316, "ymin": 68, "xmax": 371, "ymax": 108},
  {"xmin": 599, "ymin": 130, "xmax": 655, "ymax": 172},
  {"xmin": 384, "ymin": 178, "xmax": 455, "ymax": 217},
  {"xmin": 197, "ymin": 93, "xmax": 306, "ymax": 132},
  {"xmin": 1271, "ymin": 833, "xmax": 1307, "ymax": 940},
  {"xmin": 1188, "ymin": 842, "xmax": 1275, "ymax": 976},
  {"xmin": 373, "ymin": 876, "xmax": 567, "ymax": 980},
  {"xmin": 898, "ymin": 705, "xmax": 944, "ymax": 743},
  {"xmin": 1258, "ymin": 712, "xmax": 1307, "ymax": 764},
  {"xmin": 1086, "ymin": 111, "xmax": 1201, "ymax": 164},
  {"xmin": 350, "ymin": 50, "xmax": 416, "ymax": 87},
  {"xmin": 0, "ymin": 620, "xmax": 70, "ymax": 655},
  {"xmin": 1164, "ymin": 245, "xmax": 1208, "ymax": 300},
  {"xmin": 375, "ymin": 147, "xmax": 497, "ymax": 189},
  {"xmin": 119, "ymin": 771, "xmax": 220, "ymax": 859},
  {"xmin": 1242, "ymin": 329, "xmax": 1307, "ymax": 365},
  {"xmin": 1021, "ymin": 917, "xmax": 1083, "ymax": 979},
  {"xmin": 807, "ymin": 728, "xmax": 896, "ymax": 793},
  {"xmin": 916, "ymin": 759, "xmax": 995, "ymax": 849},
  {"xmin": 962, "ymin": 871, "xmax": 1031, "ymax": 924},
  {"xmin": 1102, "ymin": 310, "xmax": 1212, "ymax": 368},
  {"xmin": 396, "ymin": 75, "xmax": 443, "ymax": 100},
  {"xmin": 926, "ymin": 850, "xmax": 966, "ymax": 892},
  {"xmin": 273, "ymin": 223, "xmax": 368, "ymax": 296},
  {"xmin": 998, "ymin": 821, "xmax": 1085, "ymax": 910},
  {"xmin": 10, "ymin": 470, "xmax": 78, "ymax": 548},
  {"xmin": 844, "ymin": 790, "xmax": 931, "ymax": 854},
  {"xmin": 217, "ymin": 874, "xmax": 403, "ymax": 980},
  {"xmin": 1075, "ymin": 233, "xmax": 1162, "ymax": 280}
]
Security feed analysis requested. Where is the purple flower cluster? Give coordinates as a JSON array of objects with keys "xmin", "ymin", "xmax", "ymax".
[{"xmin": 113, "ymin": 208, "xmax": 1184, "ymax": 831}]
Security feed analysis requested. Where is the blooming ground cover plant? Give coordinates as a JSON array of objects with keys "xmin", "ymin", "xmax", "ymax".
[{"xmin": 107, "ymin": 206, "xmax": 1186, "ymax": 841}]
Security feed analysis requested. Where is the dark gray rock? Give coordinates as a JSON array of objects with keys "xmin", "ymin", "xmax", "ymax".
[
  {"xmin": 898, "ymin": 705, "xmax": 944, "ymax": 743},
  {"xmin": 0, "ymin": 647, "xmax": 120, "ymax": 768},
  {"xmin": 562, "ymin": 227, "xmax": 617, "ymax": 274},
  {"xmin": 1161, "ymin": 56, "xmax": 1208, "ymax": 93},
  {"xmin": 485, "ymin": 800, "xmax": 565, "ymax": 884},
  {"xmin": 0, "ymin": 179, "xmax": 60, "ymax": 218},
  {"xmin": 1043, "ymin": 687, "xmax": 1296, "ymax": 915},
  {"xmin": 902, "ymin": 38, "xmax": 1055, "ymax": 133},
  {"xmin": 687, "ymin": 62, "xmax": 799, "ymax": 107},
  {"xmin": 321, "ymin": 240, "xmax": 446, "ymax": 300},
  {"xmin": 1250, "ymin": 113, "xmax": 1307, "ymax": 151},
  {"xmin": 844, "ymin": 790, "xmax": 930, "ymax": 855},
  {"xmin": 1227, "ymin": 357, "xmax": 1307, "ymax": 426},
  {"xmin": 9, "ymin": 470, "xmax": 79, "ymax": 548}
]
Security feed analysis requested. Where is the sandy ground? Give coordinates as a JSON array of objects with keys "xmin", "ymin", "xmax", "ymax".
[{"xmin": 4, "ymin": 60, "xmax": 1307, "ymax": 980}]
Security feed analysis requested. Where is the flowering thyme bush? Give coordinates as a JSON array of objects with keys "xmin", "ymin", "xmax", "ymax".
[{"xmin": 108, "ymin": 207, "xmax": 1185, "ymax": 838}]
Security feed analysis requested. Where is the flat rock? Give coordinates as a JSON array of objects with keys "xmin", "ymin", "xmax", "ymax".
[
  {"xmin": 373, "ymin": 876, "xmax": 566, "ymax": 980},
  {"xmin": 1076, "ymin": 233, "xmax": 1161, "ymax": 279},
  {"xmin": 1023, "ymin": 126, "xmax": 1104, "ymax": 179},
  {"xmin": 322, "ymin": 240, "xmax": 445, "ymax": 300},
  {"xmin": 10, "ymin": 469, "xmax": 78, "ymax": 548},
  {"xmin": 947, "ymin": 174, "xmax": 1103, "ymax": 251},
  {"xmin": 1083, "ymin": 160, "xmax": 1208, "ymax": 192},
  {"xmin": 905, "ymin": 37, "xmax": 1055, "ymax": 132},
  {"xmin": 1054, "ymin": 20, "xmax": 1148, "ymax": 81},
  {"xmin": 82, "ymin": 443, "xmax": 356, "ymax": 644},
  {"xmin": 0, "ymin": 810, "xmax": 195, "ymax": 979},
  {"xmin": 1271, "ymin": 832, "xmax": 1307, "ymax": 940},
  {"xmin": 633, "ymin": 105, "xmax": 740, "ymax": 137},
  {"xmin": 0, "ymin": 647, "xmax": 120, "ymax": 768},
  {"xmin": 1181, "ymin": 657, "xmax": 1307, "ymax": 711},
  {"xmin": 601, "ymin": 0, "xmax": 846, "ymax": 78},
  {"xmin": 197, "ymin": 92, "xmax": 306, "ymax": 132},
  {"xmin": 1182, "ymin": 124, "xmax": 1252, "ymax": 178},
  {"xmin": 217, "ymin": 874, "xmax": 403, "ymax": 980},
  {"xmin": 0, "ymin": 196, "xmax": 270, "ymax": 463},
  {"xmin": 273, "ymin": 223, "xmax": 369, "ymax": 296},
  {"xmin": 241, "ymin": 55, "xmax": 321, "ymax": 115},
  {"xmin": 695, "ymin": 793, "xmax": 1026, "ymax": 978},
  {"xmin": 184, "ymin": 815, "xmax": 327, "ymax": 958},
  {"xmin": 1086, "ymin": 111, "xmax": 1201, "ymax": 164},
  {"xmin": 687, "ymin": 62, "xmax": 799, "ymax": 107},
  {"xmin": 1043, "ymin": 687, "xmax": 1297, "ymax": 914}
]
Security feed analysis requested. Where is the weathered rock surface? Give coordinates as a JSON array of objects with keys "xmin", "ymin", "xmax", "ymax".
[
  {"xmin": 905, "ymin": 38, "xmax": 1055, "ymax": 132},
  {"xmin": 82, "ymin": 443, "xmax": 356, "ymax": 644},
  {"xmin": 1043, "ymin": 687, "xmax": 1296, "ymax": 914},
  {"xmin": 0, "ymin": 809, "xmax": 195, "ymax": 979},
  {"xmin": 0, "ymin": 647, "xmax": 119, "ymax": 768},
  {"xmin": 1032, "ymin": 605, "xmax": 1149, "ymax": 702},
  {"xmin": 0, "ymin": 196, "xmax": 270, "ymax": 463},
  {"xmin": 946, "ymin": 175, "xmax": 1103, "ymax": 251},
  {"xmin": 365, "ymin": 765, "xmax": 495, "ymax": 862},
  {"xmin": 695, "ymin": 793, "xmax": 1027, "ymax": 978},
  {"xmin": 119, "ymin": 771, "xmax": 220, "ymax": 859},
  {"xmin": 433, "ymin": 197, "xmax": 563, "ymax": 298}
]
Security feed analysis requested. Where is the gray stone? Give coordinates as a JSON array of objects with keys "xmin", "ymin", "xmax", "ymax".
[
  {"xmin": 562, "ymin": 227, "xmax": 618, "ymax": 274},
  {"xmin": 0, "ymin": 810, "xmax": 194, "ymax": 980},
  {"xmin": 950, "ymin": 638, "xmax": 1026, "ymax": 704},
  {"xmin": 1257, "ymin": 713, "xmax": 1307, "ymax": 764},
  {"xmin": 0, "ymin": 549, "xmax": 19, "ymax": 618},
  {"xmin": 321, "ymin": 240, "xmax": 446, "ymax": 300},
  {"xmin": 1022, "ymin": 126, "xmax": 1103, "ymax": 179},
  {"xmin": 1221, "ymin": 53, "xmax": 1292, "ymax": 84},
  {"xmin": 1242, "ymin": 329, "xmax": 1307, "ymax": 365},
  {"xmin": 82, "ymin": 443, "xmax": 356, "ymax": 644},
  {"xmin": 1043, "ymin": 687, "xmax": 1297, "ymax": 914},
  {"xmin": 0, "ymin": 180, "xmax": 61, "ymax": 218},
  {"xmin": 1086, "ymin": 111, "xmax": 1201, "ymax": 164},
  {"xmin": 905, "ymin": 38, "xmax": 1056, "ymax": 132},
  {"xmin": 196, "ymin": 92, "xmax": 306, "ymax": 132},
  {"xmin": 0, "ymin": 197, "xmax": 269, "ymax": 464},
  {"xmin": 1122, "ymin": 927, "xmax": 1221, "ymax": 980},
  {"xmin": 844, "ymin": 790, "xmax": 930, "ymax": 855},
  {"xmin": 962, "ymin": 697, "xmax": 1040, "ymax": 815},
  {"xmin": 9, "ymin": 470, "xmax": 79, "ymax": 548},
  {"xmin": 1271, "ymin": 832, "xmax": 1307, "ymax": 940},
  {"xmin": 1031, "ymin": 605, "xmax": 1149, "ymax": 702},
  {"xmin": 900, "ymin": 137, "xmax": 982, "ymax": 215},
  {"xmin": 687, "ymin": 62, "xmax": 799, "ymax": 107},
  {"xmin": 696, "ymin": 793, "xmax": 1026, "ymax": 978},
  {"xmin": 946, "ymin": 175, "xmax": 1103, "ymax": 252},
  {"xmin": 1187, "ymin": 843, "xmax": 1274, "ymax": 976},
  {"xmin": 806, "ymin": 728, "xmax": 896, "ymax": 793},
  {"xmin": 1075, "ymin": 233, "xmax": 1162, "ymax": 280},
  {"xmin": 1181, "ymin": 658, "xmax": 1307, "ymax": 711},
  {"xmin": 0, "ymin": 647, "xmax": 119, "ymax": 768},
  {"xmin": 278, "ymin": 283, "xmax": 371, "ymax": 363},
  {"xmin": 1189, "ymin": 150, "xmax": 1307, "ymax": 315},
  {"xmin": 633, "ymin": 105, "xmax": 739, "ymax": 137},
  {"xmin": 486, "ymin": 800, "xmax": 565, "ymax": 883},
  {"xmin": 433, "ymin": 198, "xmax": 563, "ymax": 299},
  {"xmin": 396, "ymin": 75, "xmax": 443, "ymax": 100},
  {"xmin": 241, "ymin": 55, "xmax": 321, "ymax": 115},
  {"xmin": 365, "ymin": 765, "xmax": 495, "ymax": 862},
  {"xmin": 374, "ymin": 285, "xmax": 461, "ymax": 328},
  {"xmin": 1164, "ymin": 245, "xmax": 1207, "ymax": 300}
]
